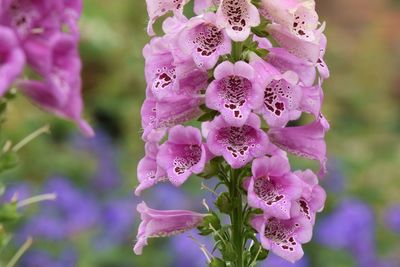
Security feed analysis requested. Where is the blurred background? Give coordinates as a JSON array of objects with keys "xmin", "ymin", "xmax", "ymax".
[{"xmin": 0, "ymin": 0, "xmax": 400, "ymax": 266}]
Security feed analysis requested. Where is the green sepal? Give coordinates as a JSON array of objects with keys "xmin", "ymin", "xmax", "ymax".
[
  {"xmin": 0, "ymin": 151, "xmax": 19, "ymax": 174},
  {"xmin": 198, "ymin": 110, "xmax": 219, "ymax": 122},
  {"xmin": 0, "ymin": 202, "xmax": 21, "ymax": 224},
  {"xmin": 214, "ymin": 192, "xmax": 232, "ymax": 214},
  {"xmin": 198, "ymin": 213, "xmax": 221, "ymax": 236},
  {"xmin": 209, "ymin": 257, "xmax": 226, "ymax": 267}
]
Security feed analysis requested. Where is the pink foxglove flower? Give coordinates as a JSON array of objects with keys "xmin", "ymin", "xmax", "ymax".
[
  {"xmin": 135, "ymin": 142, "xmax": 167, "ymax": 196},
  {"xmin": 205, "ymin": 61, "xmax": 263, "ymax": 126},
  {"xmin": 316, "ymin": 34, "xmax": 329, "ymax": 79},
  {"xmin": 144, "ymin": 37, "xmax": 207, "ymax": 101},
  {"xmin": 17, "ymin": 33, "xmax": 93, "ymax": 136},
  {"xmin": 141, "ymin": 95, "xmax": 203, "ymax": 142},
  {"xmin": 216, "ymin": 0, "xmax": 260, "ymax": 41},
  {"xmin": 268, "ymin": 116, "xmax": 329, "ymax": 176},
  {"xmin": 134, "ymin": 202, "xmax": 205, "ymax": 255},
  {"xmin": 205, "ymin": 114, "xmax": 272, "ymax": 168},
  {"xmin": 178, "ymin": 12, "xmax": 231, "ymax": 70},
  {"xmin": 246, "ymin": 155, "xmax": 302, "ymax": 219},
  {"xmin": 251, "ymin": 214, "xmax": 313, "ymax": 263},
  {"xmin": 293, "ymin": 169, "xmax": 326, "ymax": 225},
  {"xmin": 0, "ymin": 25, "xmax": 25, "ymax": 96},
  {"xmin": 267, "ymin": 47, "xmax": 317, "ymax": 87},
  {"xmin": 145, "ymin": 0, "xmax": 188, "ymax": 36},
  {"xmin": 157, "ymin": 125, "xmax": 208, "ymax": 186}
]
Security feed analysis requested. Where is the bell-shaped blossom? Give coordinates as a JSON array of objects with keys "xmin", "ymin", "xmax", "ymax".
[
  {"xmin": 206, "ymin": 61, "xmax": 263, "ymax": 126},
  {"xmin": 157, "ymin": 125, "xmax": 208, "ymax": 186},
  {"xmin": 205, "ymin": 114, "xmax": 273, "ymax": 168},
  {"xmin": 268, "ymin": 115, "xmax": 329, "ymax": 176},
  {"xmin": 251, "ymin": 214, "xmax": 313, "ymax": 263},
  {"xmin": 135, "ymin": 142, "xmax": 168, "ymax": 196},
  {"xmin": 194, "ymin": 0, "xmax": 220, "ymax": 15},
  {"xmin": 143, "ymin": 37, "xmax": 207, "ymax": 101},
  {"xmin": 17, "ymin": 33, "xmax": 93, "ymax": 136},
  {"xmin": 267, "ymin": 22, "xmax": 325, "ymax": 64},
  {"xmin": 267, "ymin": 47, "xmax": 316, "ymax": 87},
  {"xmin": 293, "ymin": 169, "xmax": 326, "ymax": 225},
  {"xmin": 250, "ymin": 55, "xmax": 307, "ymax": 128},
  {"xmin": 316, "ymin": 34, "xmax": 329, "ymax": 79},
  {"xmin": 246, "ymin": 155, "xmax": 302, "ymax": 219},
  {"xmin": 178, "ymin": 12, "xmax": 231, "ymax": 70},
  {"xmin": 216, "ymin": 0, "xmax": 260, "ymax": 41},
  {"xmin": 299, "ymin": 83, "xmax": 323, "ymax": 118},
  {"xmin": 141, "ymin": 95, "xmax": 203, "ymax": 142},
  {"xmin": 145, "ymin": 0, "xmax": 188, "ymax": 36},
  {"xmin": 0, "ymin": 26, "xmax": 25, "ymax": 96},
  {"xmin": 134, "ymin": 202, "xmax": 205, "ymax": 255}
]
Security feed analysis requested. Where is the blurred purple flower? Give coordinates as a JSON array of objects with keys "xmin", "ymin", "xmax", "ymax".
[
  {"xmin": 72, "ymin": 130, "xmax": 122, "ymax": 190},
  {"xmin": 1, "ymin": 183, "xmax": 32, "ymax": 203},
  {"xmin": 94, "ymin": 198, "xmax": 136, "ymax": 250},
  {"xmin": 20, "ymin": 249, "xmax": 77, "ymax": 267},
  {"xmin": 261, "ymin": 253, "xmax": 310, "ymax": 267},
  {"xmin": 384, "ymin": 204, "xmax": 400, "ymax": 234},
  {"xmin": 323, "ymin": 159, "xmax": 346, "ymax": 194},
  {"xmin": 170, "ymin": 230, "xmax": 213, "ymax": 267}
]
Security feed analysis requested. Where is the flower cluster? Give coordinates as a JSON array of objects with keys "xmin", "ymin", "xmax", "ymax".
[
  {"xmin": 135, "ymin": 0, "xmax": 329, "ymax": 264},
  {"xmin": 0, "ymin": 0, "xmax": 92, "ymax": 136}
]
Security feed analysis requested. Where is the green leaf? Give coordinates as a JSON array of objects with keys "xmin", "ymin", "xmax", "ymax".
[
  {"xmin": 209, "ymin": 257, "xmax": 226, "ymax": 267},
  {"xmin": 0, "ymin": 202, "xmax": 21, "ymax": 224},
  {"xmin": 0, "ymin": 151, "xmax": 19, "ymax": 174},
  {"xmin": 221, "ymin": 243, "xmax": 237, "ymax": 261},
  {"xmin": 214, "ymin": 192, "xmax": 232, "ymax": 214},
  {"xmin": 250, "ymin": 242, "xmax": 269, "ymax": 261},
  {"xmin": 251, "ymin": 17, "xmax": 270, "ymax": 38},
  {"xmin": 198, "ymin": 110, "xmax": 220, "ymax": 122},
  {"xmin": 198, "ymin": 213, "xmax": 221, "ymax": 235}
]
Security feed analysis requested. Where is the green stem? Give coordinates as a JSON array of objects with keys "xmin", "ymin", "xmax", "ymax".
[
  {"xmin": 230, "ymin": 168, "xmax": 244, "ymax": 267},
  {"xmin": 232, "ymin": 41, "xmax": 243, "ymax": 62}
]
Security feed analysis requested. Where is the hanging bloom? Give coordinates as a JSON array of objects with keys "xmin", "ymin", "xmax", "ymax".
[
  {"xmin": 206, "ymin": 61, "xmax": 263, "ymax": 126},
  {"xmin": 250, "ymin": 54, "xmax": 307, "ymax": 128},
  {"xmin": 267, "ymin": 47, "xmax": 316, "ymax": 87},
  {"xmin": 0, "ymin": 25, "xmax": 25, "ymax": 96},
  {"xmin": 135, "ymin": 142, "xmax": 167, "ymax": 196},
  {"xmin": 293, "ymin": 169, "xmax": 326, "ymax": 225},
  {"xmin": 216, "ymin": 0, "xmax": 260, "ymax": 41},
  {"xmin": 246, "ymin": 155, "xmax": 302, "ymax": 219},
  {"xmin": 316, "ymin": 34, "xmax": 329, "ymax": 79},
  {"xmin": 145, "ymin": 0, "xmax": 188, "ymax": 36},
  {"xmin": 267, "ymin": 22, "xmax": 325, "ymax": 64},
  {"xmin": 205, "ymin": 114, "xmax": 273, "ymax": 168},
  {"xmin": 144, "ymin": 37, "xmax": 207, "ymax": 101},
  {"xmin": 251, "ymin": 214, "xmax": 313, "ymax": 263},
  {"xmin": 17, "ymin": 33, "xmax": 93, "ymax": 136},
  {"xmin": 268, "ymin": 116, "xmax": 329, "ymax": 176},
  {"xmin": 157, "ymin": 125, "xmax": 208, "ymax": 186},
  {"xmin": 134, "ymin": 202, "xmax": 205, "ymax": 255},
  {"xmin": 178, "ymin": 12, "xmax": 231, "ymax": 70},
  {"xmin": 141, "ymin": 95, "xmax": 203, "ymax": 142}
]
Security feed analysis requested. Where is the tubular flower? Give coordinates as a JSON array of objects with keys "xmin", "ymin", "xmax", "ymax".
[
  {"xmin": 293, "ymin": 169, "xmax": 326, "ymax": 225},
  {"xmin": 268, "ymin": 116, "xmax": 329, "ymax": 176},
  {"xmin": 157, "ymin": 125, "xmax": 208, "ymax": 186},
  {"xmin": 0, "ymin": 25, "xmax": 25, "ymax": 96},
  {"xmin": 136, "ymin": 0, "xmax": 330, "ymax": 264},
  {"xmin": 0, "ymin": 0, "xmax": 92, "ymax": 135},
  {"xmin": 134, "ymin": 202, "xmax": 205, "ymax": 255},
  {"xmin": 178, "ymin": 12, "xmax": 231, "ymax": 70},
  {"xmin": 252, "ymin": 214, "xmax": 313, "ymax": 263},
  {"xmin": 216, "ymin": 0, "xmax": 260, "ymax": 41},
  {"xmin": 204, "ymin": 114, "xmax": 272, "ymax": 168},
  {"xmin": 135, "ymin": 142, "xmax": 167, "ymax": 196},
  {"xmin": 246, "ymin": 155, "xmax": 302, "ymax": 219},
  {"xmin": 206, "ymin": 61, "xmax": 263, "ymax": 126}
]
